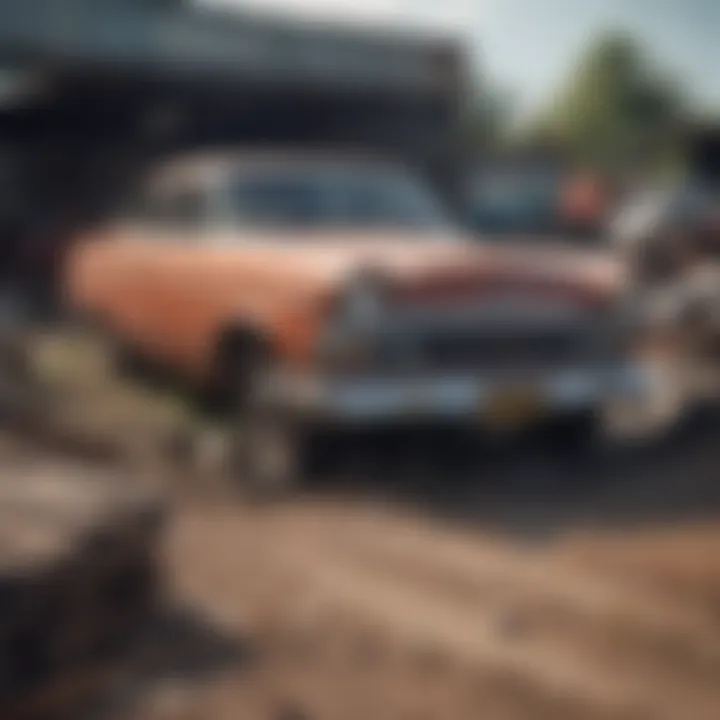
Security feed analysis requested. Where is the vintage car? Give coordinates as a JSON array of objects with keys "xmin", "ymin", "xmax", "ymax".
[{"xmin": 64, "ymin": 151, "xmax": 649, "ymax": 493}]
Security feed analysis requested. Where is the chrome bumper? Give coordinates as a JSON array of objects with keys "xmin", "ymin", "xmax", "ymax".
[{"xmin": 269, "ymin": 363, "xmax": 652, "ymax": 425}]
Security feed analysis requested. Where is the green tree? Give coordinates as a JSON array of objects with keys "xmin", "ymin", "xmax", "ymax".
[{"xmin": 526, "ymin": 32, "xmax": 687, "ymax": 175}]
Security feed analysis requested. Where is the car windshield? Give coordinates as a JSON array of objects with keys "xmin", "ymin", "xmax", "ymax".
[{"xmin": 227, "ymin": 164, "xmax": 451, "ymax": 231}]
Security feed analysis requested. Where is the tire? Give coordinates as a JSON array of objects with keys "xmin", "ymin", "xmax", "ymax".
[
  {"xmin": 541, "ymin": 412, "xmax": 600, "ymax": 458},
  {"xmin": 229, "ymin": 408, "xmax": 303, "ymax": 501},
  {"xmin": 220, "ymin": 338, "xmax": 304, "ymax": 501},
  {"xmin": 546, "ymin": 407, "xmax": 657, "ymax": 468}
]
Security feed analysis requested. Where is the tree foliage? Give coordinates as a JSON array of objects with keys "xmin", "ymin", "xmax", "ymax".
[{"xmin": 526, "ymin": 32, "xmax": 687, "ymax": 174}]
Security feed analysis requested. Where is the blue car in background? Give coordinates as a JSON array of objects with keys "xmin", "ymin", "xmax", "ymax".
[{"xmin": 466, "ymin": 162, "xmax": 609, "ymax": 242}]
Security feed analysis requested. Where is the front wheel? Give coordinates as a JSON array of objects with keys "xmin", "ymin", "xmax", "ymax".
[
  {"xmin": 540, "ymin": 412, "xmax": 601, "ymax": 458},
  {"xmin": 228, "ymin": 408, "xmax": 304, "ymax": 501},
  {"xmin": 217, "ymin": 337, "xmax": 307, "ymax": 501}
]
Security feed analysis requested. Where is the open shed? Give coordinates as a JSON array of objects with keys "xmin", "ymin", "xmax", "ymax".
[{"xmin": 0, "ymin": 0, "xmax": 467, "ymax": 313}]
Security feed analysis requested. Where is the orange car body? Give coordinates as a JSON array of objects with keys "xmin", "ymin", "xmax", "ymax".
[
  {"xmin": 63, "ymin": 152, "xmax": 640, "ymax": 424},
  {"xmin": 67, "ymin": 237, "xmax": 622, "ymax": 375}
]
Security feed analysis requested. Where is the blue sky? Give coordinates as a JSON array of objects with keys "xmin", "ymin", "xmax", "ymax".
[
  {"xmin": 203, "ymin": 0, "xmax": 720, "ymax": 115},
  {"xmin": 479, "ymin": 0, "xmax": 720, "ymax": 114}
]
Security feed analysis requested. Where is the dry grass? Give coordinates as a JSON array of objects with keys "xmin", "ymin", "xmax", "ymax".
[{"xmin": 31, "ymin": 330, "xmax": 193, "ymax": 426}]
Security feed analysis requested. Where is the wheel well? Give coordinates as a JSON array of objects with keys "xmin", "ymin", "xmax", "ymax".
[
  {"xmin": 214, "ymin": 326, "xmax": 272, "ymax": 372},
  {"xmin": 65, "ymin": 306, "xmax": 110, "ymax": 335},
  {"xmin": 205, "ymin": 326, "xmax": 274, "ymax": 415}
]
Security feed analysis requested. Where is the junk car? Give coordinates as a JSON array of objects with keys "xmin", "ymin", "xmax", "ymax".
[{"xmin": 64, "ymin": 151, "xmax": 650, "ymax": 493}]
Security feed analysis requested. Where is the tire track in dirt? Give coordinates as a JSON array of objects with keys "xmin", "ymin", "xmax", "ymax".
[
  {"xmin": 266, "ymin": 506, "xmax": 720, "ymax": 637},
  {"xmin": 249, "ymin": 505, "xmax": 720, "ymax": 719},
  {"xmin": 162, "ymin": 455, "xmax": 720, "ymax": 720}
]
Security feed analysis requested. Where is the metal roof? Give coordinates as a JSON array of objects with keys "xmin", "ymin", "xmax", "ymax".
[{"xmin": 0, "ymin": 0, "xmax": 463, "ymax": 93}]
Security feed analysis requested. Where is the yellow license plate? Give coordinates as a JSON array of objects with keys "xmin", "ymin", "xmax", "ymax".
[{"xmin": 484, "ymin": 387, "xmax": 546, "ymax": 429}]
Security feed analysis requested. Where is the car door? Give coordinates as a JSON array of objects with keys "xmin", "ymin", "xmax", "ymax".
[
  {"xmin": 145, "ymin": 182, "xmax": 223, "ymax": 370},
  {"xmin": 93, "ymin": 176, "xmax": 207, "ymax": 365},
  {"xmin": 125, "ymin": 179, "xmax": 217, "ymax": 369}
]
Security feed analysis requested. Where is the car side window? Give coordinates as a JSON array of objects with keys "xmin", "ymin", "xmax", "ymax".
[
  {"xmin": 156, "ymin": 187, "xmax": 206, "ymax": 231},
  {"xmin": 127, "ymin": 183, "xmax": 208, "ymax": 239}
]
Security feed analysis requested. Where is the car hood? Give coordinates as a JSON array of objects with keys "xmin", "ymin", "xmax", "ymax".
[{"xmin": 207, "ymin": 229, "xmax": 626, "ymax": 307}]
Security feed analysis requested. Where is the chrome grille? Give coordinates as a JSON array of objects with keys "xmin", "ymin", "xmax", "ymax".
[{"xmin": 377, "ymin": 324, "xmax": 597, "ymax": 372}]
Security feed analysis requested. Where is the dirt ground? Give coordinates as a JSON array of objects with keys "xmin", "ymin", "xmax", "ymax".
[
  {"xmin": 81, "ymin": 439, "xmax": 720, "ymax": 720},
  {"xmin": 97, "ymin": 453, "xmax": 720, "ymax": 720},
  {"xmin": 8, "ymin": 332, "xmax": 720, "ymax": 720}
]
